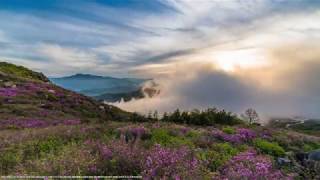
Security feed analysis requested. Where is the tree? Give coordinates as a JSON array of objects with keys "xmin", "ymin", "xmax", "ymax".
[
  {"xmin": 153, "ymin": 110, "xmax": 159, "ymax": 120},
  {"xmin": 162, "ymin": 112, "xmax": 169, "ymax": 122},
  {"xmin": 171, "ymin": 109, "xmax": 181, "ymax": 123},
  {"xmin": 147, "ymin": 111, "xmax": 153, "ymax": 120},
  {"xmin": 243, "ymin": 108, "xmax": 259, "ymax": 124},
  {"xmin": 180, "ymin": 111, "xmax": 190, "ymax": 124}
]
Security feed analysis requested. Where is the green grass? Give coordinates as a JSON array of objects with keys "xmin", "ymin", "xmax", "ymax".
[
  {"xmin": 254, "ymin": 138, "xmax": 285, "ymax": 156},
  {"xmin": 0, "ymin": 62, "xmax": 48, "ymax": 82},
  {"xmin": 198, "ymin": 142, "xmax": 240, "ymax": 171},
  {"xmin": 222, "ymin": 126, "xmax": 236, "ymax": 134},
  {"xmin": 150, "ymin": 128, "xmax": 194, "ymax": 147}
]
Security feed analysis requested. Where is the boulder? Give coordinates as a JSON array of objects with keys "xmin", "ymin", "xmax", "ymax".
[
  {"xmin": 4, "ymin": 81, "xmax": 16, "ymax": 88},
  {"xmin": 308, "ymin": 150, "xmax": 320, "ymax": 161},
  {"xmin": 296, "ymin": 152, "xmax": 308, "ymax": 162},
  {"xmin": 277, "ymin": 157, "xmax": 291, "ymax": 166}
]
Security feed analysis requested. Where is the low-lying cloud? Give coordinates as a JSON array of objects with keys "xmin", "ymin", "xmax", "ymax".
[{"xmin": 112, "ymin": 43, "xmax": 320, "ymax": 120}]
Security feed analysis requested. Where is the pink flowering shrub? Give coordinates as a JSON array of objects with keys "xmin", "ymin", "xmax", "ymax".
[
  {"xmin": 0, "ymin": 82, "xmax": 67, "ymax": 98},
  {"xmin": 85, "ymin": 140, "xmax": 145, "ymax": 175},
  {"xmin": 84, "ymin": 140, "xmax": 113, "ymax": 160},
  {"xmin": 237, "ymin": 128, "xmax": 256, "ymax": 141},
  {"xmin": 85, "ymin": 141, "xmax": 201, "ymax": 178},
  {"xmin": 62, "ymin": 119, "xmax": 81, "ymax": 126},
  {"xmin": 0, "ymin": 87, "xmax": 18, "ymax": 97},
  {"xmin": 117, "ymin": 125, "xmax": 150, "ymax": 144},
  {"xmin": 169, "ymin": 126, "xmax": 192, "ymax": 137},
  {"xmin": 212, "ymin": 128, "xmax": 256, "ymax": 144},
  {"xmin": 130, "ymin": 126, "xmax": 147, "ymax": 137},
  {"xmin": 143, "ymin": 144, "xmax": 201, "ymax": 179},
  {"xmin": 260, "ymin": 130, "xmax": 273, "ymax": 140},
  {"xmin": 218, "ymin": 149, "xmax": 292, "ymax": 180}
]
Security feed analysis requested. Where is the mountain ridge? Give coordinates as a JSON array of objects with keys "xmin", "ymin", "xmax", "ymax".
[{"xmin": 50, "ymin": 73, "xmax": 150, "ymax": 97}]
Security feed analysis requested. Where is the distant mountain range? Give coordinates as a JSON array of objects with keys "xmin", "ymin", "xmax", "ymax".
[{"xmin": 50, "ymin": 74, "xmax": 151, "ymax": 102}]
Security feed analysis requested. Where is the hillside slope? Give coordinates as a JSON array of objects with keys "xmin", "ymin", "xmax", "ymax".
[
  {"xmin": 0, "ymin": 62, "xmax": 131, "ymax": 126},
  {"xmin": 268, "ymin": 118, "xmax": 320, "ymax": 136}
]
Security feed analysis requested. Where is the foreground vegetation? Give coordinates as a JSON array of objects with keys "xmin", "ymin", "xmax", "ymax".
[
  {"xmin": 0, "ymin": 121, "xmax": 319, "ymax": 179},
  {"xmin": 0, "ymin": 62, "xmax": 319, "ymax": 179}
]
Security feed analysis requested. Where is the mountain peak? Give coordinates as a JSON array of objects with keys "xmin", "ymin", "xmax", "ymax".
[{"xmin": 68, "ymin": 73, "xmax": 105, "ymax": 79}]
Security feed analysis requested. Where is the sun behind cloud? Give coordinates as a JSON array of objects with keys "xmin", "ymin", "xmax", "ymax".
[{"xmin": 209, "ymin": 49, "xmax": 270, "ymax": 72}]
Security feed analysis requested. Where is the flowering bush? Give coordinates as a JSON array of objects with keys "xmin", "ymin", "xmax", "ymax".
[
  {"xmin": 62, "ymin": 119, "xmax": 81, "ymax": 126},
  {"xmin": 0, "ymin": 87, "xmax": 18, "ymax": 97},
  {"xmin": 0, "ymin": 82, "xmax": 68, "ymax": 99},
  {"xmin": 260, "ymin": 130, "xmax": 273, "ymax": 140},
  {"xmin": 118, "ymin": 126, "xmax": 148, "ymax": 137},
  {"xmin": 84, "ymin": 140, "xmax": 113, "ymax": 160},
  {"xmin": 237, "ymin": 128, "xmax": 256, "ymax": 141},
  {"xmin": 179, "ymin": 127, "xmax": 191, "ymax": 135},
  {"xmin": 143, "ymin": 144, "xmax": 200, "ymax": 179},
  {"xmin": 218, "ymin": 132, "xmax": 242, "ymax": 144},
  {"xmin": 84, "ymin": 140, "xmax": 201, "ymax": 178},
  {"xmin": 130, "ymin": 126, "xmax": 147, "ymax": 137},
  {"xmin": 117, "ymin": 125, "xmax": 150, "ymax": 145},
  {"xmin": 219, "ymin": 149, "xmax": 292, "ymax": 180},
  {"xmin": 85, "ymin": 140, "xmax": 145, "ymax": 175},
  {"xmin": 212, "ymin": 128, "xmax": 256, "ymax": 144}
]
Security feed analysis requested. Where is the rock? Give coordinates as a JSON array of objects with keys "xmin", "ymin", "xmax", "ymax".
[
  {"xmin": 277, "ymin": 157, "xmax": 291, "ymax": 165},
  {"xmin": 295, "ymin": 152, "xmax": 308, "ymax": 162},
  {"xmin": 285, "ymin": 151, "xmax": 294, "ymax": 156},
  {"xmin": 4, "ymin": 81, "xmax": 15, "ymax": 87},
  {"xmin": 308, "ymin": 150, "xmax": 320, "ymax": 161}
]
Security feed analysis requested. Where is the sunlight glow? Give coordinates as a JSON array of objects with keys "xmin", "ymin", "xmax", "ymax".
[{"xmin": 211, "ymin": 49, "xmax": 270, "ymax": 72}]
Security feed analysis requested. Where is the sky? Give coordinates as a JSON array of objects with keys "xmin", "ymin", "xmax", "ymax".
[{"xmin": 1, "ymin": 0, "xmax": 320, "ymax": 119}]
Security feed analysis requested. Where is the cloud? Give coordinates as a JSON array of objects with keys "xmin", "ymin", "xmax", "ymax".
[
  {"xmin": 113, "ymin": 39, "xmax": 320, "ymax": 120},
  {"xmin": 1, "ymin": 0, "xmax": 320, "ymax": 118},
  {"xmin": 1, "ymin": 0, "xmax": 319, "ymax": 77},
  {"xmin": 113, "ymin": 62, "xmax": 320, "ymax": 121},
  {"xmin": 38, "ymin": 44, "xmax": 100, "ymax": 68}
]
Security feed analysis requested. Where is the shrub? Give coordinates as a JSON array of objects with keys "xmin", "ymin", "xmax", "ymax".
[
  {"xmin": 186, "ymin": 130, "xmax": 200, "ymax": 138},
  {"xmin": 0, "ymin": 150, "xmax": 20, "ymax": 175},
  {"xmin": 21, "ymin": 136, "xmax": 66, "ymax": 161},
  {"xmin": 143, "ymin": 145, "xmax": 201, "ymax": 179},
  {"xmin": 254, "ymin": 138, "xmax": 285, "ymax": 157},
  {"xmin": 91, "ymin": 140, "xmax": 145, "ymax": 176},
  {"xmin": 218, "ymin": 149, "xmax": 290, "ymax": 179},
  {"xmin": 19, "ymin": 143, "xmax": 96, "ymax": 175},
  {"xmin": 46, "ymin": 93, "xmax": 58, "ymax": 101},
  {"xmin": 303, "ymin": 142, "xmax": 320, "ymax": 152},
  {"xmin": 151, "ymin": 129, "xmax": 193, "ymax": 147},
  {"xmin": 198, "ymin": 143, "xmax": 239, "ymax": 171},
  {"xmin": 212, "ymin": 128, "xmax": 256, "ymax": 144},
  {"xmin": 222, "ymin": 127, "xmax": 235, "ymax": 134},
  {"xmin": 161, "ymin": 108, "xmax": 242, "ymax": 126}
]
